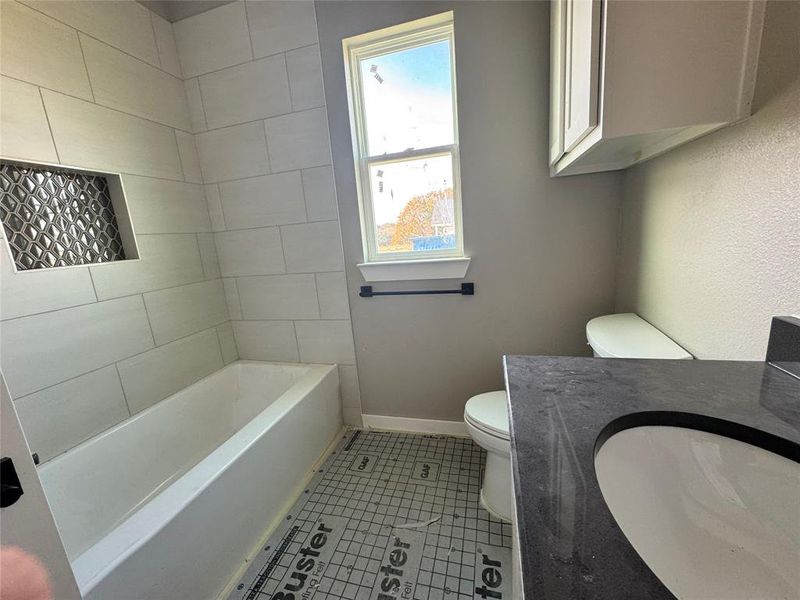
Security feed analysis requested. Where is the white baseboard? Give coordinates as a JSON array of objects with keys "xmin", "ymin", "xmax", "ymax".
[{"xmin": 361, "ymin": 414, "xmax": 468, "ymax": 437}]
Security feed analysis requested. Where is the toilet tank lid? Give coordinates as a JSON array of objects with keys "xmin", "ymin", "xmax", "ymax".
[{"xmin": 586, "ymin": 313, "xmax": 693, "ymax": 359}]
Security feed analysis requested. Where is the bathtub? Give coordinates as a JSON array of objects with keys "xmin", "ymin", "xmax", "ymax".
[{"xmin": 38, "ymin": 360, "xmax": 342, "ymax": 600}]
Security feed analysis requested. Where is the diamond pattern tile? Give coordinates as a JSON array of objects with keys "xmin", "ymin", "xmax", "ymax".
[{"xmin": 0, "ymin": 162, "xmax": 126, "ymax": 271}]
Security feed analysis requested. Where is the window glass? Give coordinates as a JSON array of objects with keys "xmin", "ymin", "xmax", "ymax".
[
  {"xmin": 359, "ymin": 40, "xmax": 454, "ymax": 156},
  {"xmin": 368, "ymin": 155, "xmax": 455, "ymax": 254}
]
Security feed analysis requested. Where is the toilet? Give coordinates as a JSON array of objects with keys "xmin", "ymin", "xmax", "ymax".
[
  {"xmin": 464, "ymin": 312, "xmax": 692, "ymax": 522},
  {"xmin": 464, "ymin": 391, "xmax": 512, "ymax": 521}
]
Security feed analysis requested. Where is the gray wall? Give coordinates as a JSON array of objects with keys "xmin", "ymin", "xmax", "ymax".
[
  {"xmin": 316, "ymin": 1, "xmax": 622, "ymax": 421},
  {"xmin": 615, "ymin": 0, "xmax": 800, "ymax": 360}
]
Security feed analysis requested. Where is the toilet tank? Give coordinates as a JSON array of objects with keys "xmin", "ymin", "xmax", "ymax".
[{"xmin": 586, "ymin": 313, "xmax": 693, "ymax": 359}]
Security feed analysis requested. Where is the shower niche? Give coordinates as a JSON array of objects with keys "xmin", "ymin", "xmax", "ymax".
[{"xmin": 0, "ymin": 159, "xmax": 139, "ymax": 272}]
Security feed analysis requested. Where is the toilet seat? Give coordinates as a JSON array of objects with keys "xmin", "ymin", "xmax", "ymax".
[{"xmin": 464, "ymin": 391, "xmax": 510, "ymax": 440}]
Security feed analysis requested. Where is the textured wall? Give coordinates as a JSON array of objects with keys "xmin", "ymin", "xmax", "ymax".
[
  {"xmin": 174, "ymin": 1, "xmax": 360, "ymax": 424},
  {"xmin": 0, "ymin": 0, "xmax": 234, "ymax": 462},
  {"xmin": 317, "ymin": 1, "xmax": 623, "ymax": 422},
  {"xmin": 615, "ymin": 0, "xmax": 800, "ymax": 360}
]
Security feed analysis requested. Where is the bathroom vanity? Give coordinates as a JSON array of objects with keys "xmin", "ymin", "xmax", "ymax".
[{"xmin": 503, "ymin": 318, "xmax": 800, "ymax": 599}]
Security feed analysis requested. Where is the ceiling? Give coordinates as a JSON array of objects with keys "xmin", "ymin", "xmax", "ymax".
[{"xmin": 137, "ymin": 0, "xmax": 236, "ymax": 22}]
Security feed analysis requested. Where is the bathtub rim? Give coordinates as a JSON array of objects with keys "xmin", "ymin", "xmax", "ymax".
[{"xmin": 56, "ymin": 360, "xmax": 337, "ymax": 595}]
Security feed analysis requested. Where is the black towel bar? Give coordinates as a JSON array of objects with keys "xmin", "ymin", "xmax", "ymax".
[{"xmin": 359, "ymin": 282, "xmax": 474, "ymax": 298}]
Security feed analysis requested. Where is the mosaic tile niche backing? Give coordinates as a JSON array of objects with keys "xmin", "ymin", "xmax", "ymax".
[
  {"xmin": 0, "ymin": 162, "xmax": 126, "ymax": 270},
  {"xmin": 228, "ymin": 430, "xmax": 513, "ymax": 600}
]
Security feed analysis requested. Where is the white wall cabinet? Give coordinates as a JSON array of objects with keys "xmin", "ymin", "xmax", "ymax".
[{"xmin": 550, "ymin": 0, "xmax": 765, "ymax": 176}]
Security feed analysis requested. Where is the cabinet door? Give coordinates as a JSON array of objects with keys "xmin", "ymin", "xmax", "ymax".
[
  {"xmin": 563, "ymin": 0, "xmax": 601, "ymax": 152},
  {"xmin": 550, "ymin": 0, "xmax": 567, "ymax": 165}
]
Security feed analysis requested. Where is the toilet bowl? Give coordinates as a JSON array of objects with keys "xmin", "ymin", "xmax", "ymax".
[{"xmin": 464, "ymin": 391, "xmax": 513, "ymax": 522}]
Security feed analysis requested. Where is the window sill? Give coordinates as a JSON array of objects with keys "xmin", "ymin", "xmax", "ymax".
[{"xmin": 357, "ymin": 257, "xmax": 471, "ymax": 282}]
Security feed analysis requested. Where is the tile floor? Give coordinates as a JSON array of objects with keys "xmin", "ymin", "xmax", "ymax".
[{"xmin": 228, "ymin": 430, "xmax": 513, "ymax": 600}]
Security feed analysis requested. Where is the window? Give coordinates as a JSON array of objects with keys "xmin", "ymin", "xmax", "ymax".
[{"xmin": 343, "ymin": 12, "xmax": 468, "ymax": 281}]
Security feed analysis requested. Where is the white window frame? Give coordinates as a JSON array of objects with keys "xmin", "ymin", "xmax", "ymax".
[{"xmin": 343, "ymin": 12, "xmax": 470, "ymax": 281}]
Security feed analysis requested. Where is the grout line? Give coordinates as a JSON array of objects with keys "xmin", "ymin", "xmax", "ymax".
[
  {"xmin": 19, "ymin": 1, "xmax": 178, "ymax": 79},
  {"xmin": 282, "ymin": 50, "xmax": 296, "ymax": 113},
  {"xmin": 140, "ymin": 293, "xmax": 158, "ymax": 347},
  {"xmin": 204, "ymin": 161, "xmax": 332, "ymax": 186},
  {"xmin": 213, "ymin": 325, "xmax": 226, "ymax": 363},
  {"xmin": 75, "ymin": 33, "xmax": 97, "ymax": 103},
  {"xmin": 114, "ymin": 363, "xmax": 134, "ymax": 417},
  {"xmin": 10, "ymin": 73, "xmax": 197, "ymax": 136},
  {"xmin": 243, "ymin": 0, "xmax": 257, "ymax": 62},
  {"xmin": 195, "ymin": 77, "xmax": 211, "ymax": 133},
  {"xmin": 195, "ymin": 233, "xmax": 207, "ymax": 278},
  {"xmin": 181, "ymin": 42, "xmax": 320, "ymax": 81},
  {"xmin": 147, "ymin": 11, "xmax": 164, "ymax": 71},
  {"xmin": 298, "ymin": 166, "xmax": 311, "ymax": 222},
  {"xmin": 261, "ymin": 120, "xmax": 274, "ymax": 174},
  {"xmin": 86, "ymin": 265, "xmax": 100, "ymax": 302},
  {"xmin": 198, "ymin": 105, "xmax": 327, "ymax": 136},
  {"xmin": 233, "ymin": 278, "xmax": 244, "ymax": 320},
  {"xmin": 173, "ymin": 129, "xmax": 188, "ymax": 182},
  {"xmin": 291, "ymin": 319, "xmax": 302, "ymax": 362},
  {"xmin": 276, "ymin": 225, "xmax": 289, "ymax": 272},
  {"xmin": 0, "ymin": 262, "xmax": 339, "ymax": 326},
  {"xmin": 312, "ymin": 273, "xmax": 323, "ymax": 319},
  {"xmin": 12, "ymin": 362, "xmax": 117, "ymax": 403},
  {"xmin": 37, "ymin": 87, "xmax": 62, "ymax": 165}
]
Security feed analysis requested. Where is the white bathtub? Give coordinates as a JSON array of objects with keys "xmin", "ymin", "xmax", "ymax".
[{"xmin": 38, "ymin": 360, "xmax": 342, "ymax": 600}]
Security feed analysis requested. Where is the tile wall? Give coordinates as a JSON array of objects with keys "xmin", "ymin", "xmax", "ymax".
[
  {"xmin": 0, "ymin": 0, "xmax": 235, "ymax": 462},
  {"xmin": 174, "ymin": 1, "xmax": 361, "ymax": 425}
]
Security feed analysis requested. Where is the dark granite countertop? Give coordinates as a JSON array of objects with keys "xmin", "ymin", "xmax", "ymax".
[{"xmin": 503, "ymin": 356, "xmax": 800, "ymax": 600}]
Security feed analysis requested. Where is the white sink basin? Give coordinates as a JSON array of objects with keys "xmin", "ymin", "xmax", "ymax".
[{"xmin": 595, "ymin": 425, "xmax": 800, "ymax": 599}]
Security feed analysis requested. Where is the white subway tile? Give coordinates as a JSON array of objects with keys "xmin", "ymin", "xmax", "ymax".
[
  {"xmin": 204, "ymin": 184, "xmax": 226, "ymax": 231},
  {"xmin": 14, "ymin": 366, "xmax": 128, "ymax": 462},
  {"xmin": 215, "ymin": 228, "xmax": 285, "ymax": 277},
  {"xmin": 197, "ymin": 233, "xmax": 221, "ymax": 279},
  {"xmin": 122, "ymin": 176, "xmax": 210, "ymax": 234},
  {"xmin": 0, "ymin": 242, "xmax": 95, "ymax": 320},
  {"xmin": 1, "ymin": 1, "xmax": 92, "ymax": 100},
  {"xmin": 184, "ymin": 78, "xmax": 207, "ymax": 133},
  {"xmin": 338, "ymin": 365, "xmax": 361, "ymax": 409},
  {"xmin": 80, "ymin": 34, "xmax": 190, "ymax": 130},
  {"xmin": 295, "ymin": 320, "xmax": 356, "ymax": 365},
  {"xmin": 238, "ymin": 274, "xmax": 319, "ymax": 320},
  {"xmin": 0, "ymin": 76, "xmax": 58, "ymax": 164},
  {"xmin": 246, "ymin": 0, "xmax": 317, "ymax": 58},
  {"xmin": 196, "ymin": 122, "xmax": 270, "ymax": 183},
  {"xmin": 316, "ymin": 272, "xmax": 350, "ymax": 319},
  {"xmin": 89, "ymin": 234, "xmax": 204, "ymax": 300},
  {"xmin": 41, "ymin": 90, "xmax": 183, "ymax": 180},
  {"xmin": 151, "ymin": 12, "xmax": 181, "ymax": 77},
  {"xmin": 143, "ymin": 279, "xmax": 228, "ymax": 345},
  {"xmin": 233, "ymin": 320, "xmax": 298, "ymax": 362},
  {"xmin": 173, "ymin": 1, "xmax": 251, "ymax": 78},
  {"xmin": 200, "ymin": 54, "xmax": 290, "ymax": 129},
  {"xmin": 175, "ymin": 130, "xmax": 202, "ymax": 183},
  {"xmin": 216, "ymin": 322, "xmax": 238, "ymax": 364},
  {"xmin": 223, "ymin": 278, "xmax": 242, "ymax": 320},
  {"xmin": 117, "ymin": 328, "xmax": 223, "ymax": 414},
  {"xmin": 281, "ymin": 221, "xmax": 344, "ymax": 273},
  {"xmin": 219, "ymin": 171, "xmax": 306, "ymax": 229},
  {"xmin": 286, "ymin": 45, "xmax": 325, "ymax": 111},
  {"xmin": 265, "ymin": 108, "xmax": 331, "ymax": 172},
  {"xmin": 302, "ymin": 166, "xmax": 338, "ymax": 222},
  {"xmin": 21, "ymin": 0, "xmax": 160, "ymax": 66},
  {"xmin": 0, "ymin": 295, "xmax": 154, "ymax": 397}
]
